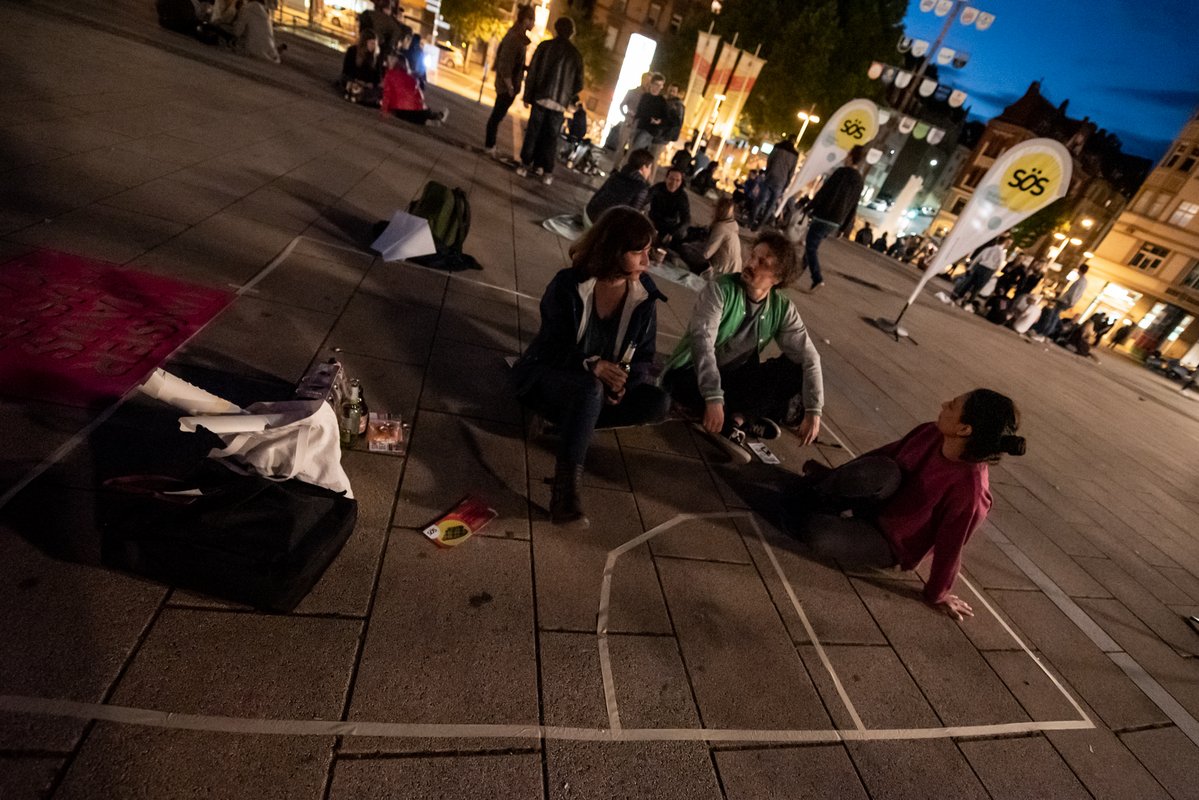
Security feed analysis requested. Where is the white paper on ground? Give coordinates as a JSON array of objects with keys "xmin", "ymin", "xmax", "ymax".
[
  {"xmin": 140, "ymin": 368, "xmax": 243, "ymax": 415},
  {"xmin": 371, "ymin": 210, "xmax": 437, "ymax": 261}
]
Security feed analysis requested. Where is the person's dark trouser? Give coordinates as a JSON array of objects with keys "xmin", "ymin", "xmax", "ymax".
[
  {"xmin": 1035, "ymin": 302, "xmax": 1065, "ymax": 337},
  {"xmin": 952, "ymin": 265, "xmax": 995, "ymax": 302},
  {"xmin": 785, "ymin": 455, "xmax": 902, "ymax": 570},
  {"xmin": 803, "ymin": 218, "xmax": 838, "ymax": 286},
  {"xmin": 391, "ymin": 109, "xmax": 441, "ymax": 125},
  {"xmin": 484, "ymin": 92, "xmax": 516, "ymax": 149},
  {"xmin": 521, "ymin": 105, "xmax": 565, "ymax": 174},
  {"xmin": 665, "ymin": 354, "xmax": 808, "ymax": 432},
  {"xmin": 751, "ymin": 184, "xmax": 781, "ymax": 227},
  {"xmin": 519, "ymin": 367, "xmax": 671, "ymax": 468}
]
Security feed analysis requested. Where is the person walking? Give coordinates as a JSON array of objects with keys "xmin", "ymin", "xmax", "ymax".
[
  {"xmin": 483, "ymin": 5, "xmax": 536, "ymax": 157},
  {"xmin": 751, "ymin": 136, "xmax": 798, "ymax": 230},
  {"xmin": 1031, "ymin": 264, "xmax": 1089, "ymax": 341},
  {"xmin": 802, "ymin": 145, "xmax": 865, "ymax": 291},
  {"xmin": 951, "ymin": 236, "xmax": 1010, "ymax": 306},
  {"xmin": 516, "ymin": 16, "xmax": 583, "ymax": 186}
]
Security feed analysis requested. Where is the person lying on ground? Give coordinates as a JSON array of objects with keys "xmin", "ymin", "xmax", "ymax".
[
  {"xmin": 584, "ymin": 149, "xmax": 653, "ymax": 225},
  {"xmin": 512, "ymin": 207, "xmax": 671, "ymax": 527},
  {"xmin": 679, "ymin": 197, "xmax": 741, "ymax": 276},
  {"xmin": 380, "ymin": 53, "xmax": 447, "ymax": 125},
  {"xmin": 341, "ymin": 31, "xmax": 384, "ymax": 104},
  {"xmin": 787, "ymin": 389, "xmax": 1024, "ymax": 621},
  {"xmin": 646, "ymin": 167, "xmax": 691, "ymax": 246},
  {"xmin": 663, "ymin": 231, "xmax": 823, "ymax": 464},
  {"xmin": 233, "ymin": 0, "xmax": 280, "ymax": 63}
]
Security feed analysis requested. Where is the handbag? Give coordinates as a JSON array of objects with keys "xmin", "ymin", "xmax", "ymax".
[{"xmin": 101, "ymin": 461, "xmax": 357, "ymax": 611}]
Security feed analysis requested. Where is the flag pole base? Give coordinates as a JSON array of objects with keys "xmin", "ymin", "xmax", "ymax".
[{"xmin": 874, "ymin": 317, "xmax": 909, "ymax": 341}]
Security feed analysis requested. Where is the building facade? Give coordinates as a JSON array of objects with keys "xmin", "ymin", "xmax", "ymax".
[{"xmin": 1084, "ymin": 107, "xmax": 1199, "ymax": 364}]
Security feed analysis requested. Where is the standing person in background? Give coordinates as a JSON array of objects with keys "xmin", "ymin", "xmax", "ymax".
[
  {"xmin": 516, "ymin": 16, "xmax": 583, "ymax": 186},
  {"xmin": 405, "ymin": 33, "xmax": 427, "ymax": 88},
  {"xmin": 358, "ymin": 0, "xmax": 402, "ymax": 56},
  {"xmin": 750, "ymin": 136, "xmax": 798, "ymax": 230},
  {"xmin": 951, "ymin": 236, "xmax": 1010, "ymax": 306},
  {"xmin": 483, "ymin": 4, "xmax": 536, "ymax": 157},
  {"xmin": 612, "ymin": 72, "xmax": 652, "ymax": 167},
  {"xmin": 652, "ymin": 83, "xmax": 686, "ymax": 174},
  {"xmin": 802, "ymin": 145, "xmax": 865, "ymax": 291},
  {"xmin": 1031, "ymin": 264, "xmax": 1089, "ymax": 341},
  {"xmin": 629, "ymin": 74, "xmax": 668, "ymax": 154}
]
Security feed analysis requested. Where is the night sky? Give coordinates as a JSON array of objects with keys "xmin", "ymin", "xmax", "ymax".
[{"xmin": 901, "ymin": 0, "xmax": 1199, "ymax": 160}]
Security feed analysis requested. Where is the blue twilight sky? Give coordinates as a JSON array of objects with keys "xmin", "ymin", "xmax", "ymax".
[{"xmin": 901, "ymin": 0, "xmax": 1199, "ymax": 159}]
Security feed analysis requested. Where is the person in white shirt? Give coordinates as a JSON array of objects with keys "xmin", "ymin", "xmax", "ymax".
[{"xmin": 951, "ymin": 236, "xmax": 1010, "ymax": 306}]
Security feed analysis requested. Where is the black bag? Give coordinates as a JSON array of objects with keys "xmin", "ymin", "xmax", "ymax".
[{"xmin": 101, "ymin": 463, "xmax": 357, "ymax": 612}]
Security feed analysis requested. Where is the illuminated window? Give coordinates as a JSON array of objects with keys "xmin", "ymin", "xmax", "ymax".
[
  {"xmin": 1148, "ymin": 193, "xmax": 1170, "ymax": 218},
  {"xmin": 605, "ymin": 24, "xmax": 618, "ymax": 49},
  {"xmin": 951, "ymin": 197, "xmax": 967, "ymax": 214},
  {"xmin": 1166, "ymin": 315, "xmax": 1194, "ymax": 343},
  {"xmin": 1181, "ymin": 146, "xmax": 1199, "ymax": 172},
  {"xmin": 646, "ymin": 2, "xmax": 661, "ymax": 26},
  {"xmin": 1169, "ymin": 201, "xmax": 1199, "ymax": 227},
  {"xmin": 1130, "ymin": 241, "xmax": 1169, "ymax": 271},
  {"xmin": 1132, "ymin": 190, "xmax": 1155, "ymax": 214},
  {"xmin": 1182, "ymin": 260, "xmax": 1199, "ymax": 290},
  {"xmin": 669, "ymin": 12, "xmax": 682, "ymax": 32},
  {"xmin": 1165, "ymin": 144, "xmax": 1186, "ymax": 168}
]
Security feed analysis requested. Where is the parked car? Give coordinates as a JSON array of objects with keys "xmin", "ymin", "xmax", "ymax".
[{"xmin": 436, "ymin": 42, "xmax": 464, "ymax": 68}]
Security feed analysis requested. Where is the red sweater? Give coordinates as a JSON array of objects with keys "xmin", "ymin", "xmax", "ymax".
[
  {"xmin": 866, "ymin": 422, "xmax": 991, "ymax": 605},
  {"xmin": 380, "ymin": 67, "xmax": 426, "ymax": 113}
]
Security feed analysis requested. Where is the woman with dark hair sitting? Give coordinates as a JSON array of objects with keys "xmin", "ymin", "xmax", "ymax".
[
  {"xmin": 789, "ymin": 389, "xmax": 1026, "ymax": 620},
  {"xmin": 341, "ymin": 31, "xmax": 384, "ymax": 105},
  {"xmin": 513, "ymin": 206, "xmax": 672, "ymax": 527}
]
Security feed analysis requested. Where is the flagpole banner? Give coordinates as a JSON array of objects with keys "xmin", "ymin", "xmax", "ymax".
[
  {"xmin": 684, "ymin": 31, "xmax": 721, "ymax": 130},
  {"xmin": 903, "ymin": 138, "xmax": 1072, "ymax": 306},
  {"xmin": 776, "ymin": 98, "xmax": 880, "ymax": 211},
  {"xmin": 715, "ymin": 51, "xmax": 766, "ymax": 138},
  {"xmin": 694, "ymin": 42, "xmax": 741, "ymax": 140}
]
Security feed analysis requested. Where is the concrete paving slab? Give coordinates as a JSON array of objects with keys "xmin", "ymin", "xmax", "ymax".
[
  {"xmin": 345, "ymin": 532, "xmax": 537, "ymax": 752},
  {"xmin": 7, "ymin": 203, "xmax": 186, "ymax": 265},
  {"xmin": 982, "ymin": 650, "xmax": 1084, "ymax": 722},
  {"xmin": 987, "ymin": 509, "xmax": 1113, "ymax": 598},
  {"xmin": 716, "ymin": 746, "xmax": 869, "ymax": 800},
  {"xmin": 249, "ymin": 252, "xmax": 368, "ymax": 315},
  {"xmin": 845, "ymin": 740, "xmax": 990, "ymax": 800},
  {"xmin": 421, "ymin": 337, "xmax": 525, "ymax": 426},
  {"xmin": 615, "ymin": 419, "xmax": 703, "ymax": 460},
  {"xmin": 0, "ymin": 756, "xmax": 62, "ymax": 800},
  {"xmin": 393, "ymin": 410, "xmax": 528, "ymax": 539},
  {"xmin": 625, "ymin": 450, "xmax": 727, "ymax": 529},
  {"xmin": 110, "ymin": 608, "xmax": 360, "ymax": 718},
  {"xmin": 1076, "ymin": 558, "xmax": 1199, "ymax": 657},
  {"xmin": 101, "ymin": 176, "xmax": 241, "ymax": 226},
  {"xmin": 545, "ymin": 742, "xmax": 722, "ymax": 800},
  {"xmin": 526, "ymin": 429, "xmax": 630, "ymax": 496},
  {"xmin": 649, "ymin": 517, "xmax": 753, "ymax": 564},
  {"xmin": 54, "ymin": 725, "xmax": 334, "ymax": 800},
  {"xmin": 964, "ymin": 524, "xmax": 1039, "ymax": 590},
  {"xmin": 1120, "ymin": 726, "xmax": 1199, "ymax": 800},
  {"xmin": 55, "ymin": 145, "xmax": 185, "ymax": 189},
  {"xmin": 958, "ymin": 736, "xmax": 1091, "ymax": 800},
  {"xmin": 807, "ymin": 644, "xmax": 941, "ymax": 729},
  {"xmin": 328, "ymin": 754, "xmax": 543, "ymax": 799},
  {"xmin": 532, "ymin": 488, "xmax": 671, "ymax": 635},
  {"xmin": 655, "ymin": 558, "xmax": 831, "ymax": 729},
  {"xmin": 990, "ymin": 589, "xmax": 1169, "ymax": 729},
  {"xmin": 0, "ymin": 531, "xmax": 164, "ymax": 750},
  {"xmin": 324, "ymin": 292, "xmax": 441, "ymax": 367},
  {"xmin": 852, "ymin": 578, "xmax": 1028, "ymax": 725},
  {"xmin": 738, "ymin": 516, "xmax": 887, "ymax": 647},
  {"xmin": 437, "ymin": 287, "xmax": 523, "ymax": 355}
]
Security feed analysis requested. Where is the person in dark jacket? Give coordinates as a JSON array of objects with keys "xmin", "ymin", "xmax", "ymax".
[
  {"xmin": 630, "ymin": 74, "xmax": 668, "ymax": 152},
  {"xmin": 646, "ymin": 167, "xmax": 691, "ymax": 245},
  {"xmin": 513, "ymin": 206, "xmax": 671, "ymax": 527},
  {"xmin": 341, "ymin": 31, "xmax": 385, "ymax": 104},
  {"xmin": 517, "ymin": 16, "xmax": 584, "ymax": 185},
  {"xmin": 404, "ymin": 33, "xmax": 427, "ymax": 88},
  {"xmin": 358, "ymin": 0, "xmax": 404, "ymax": 56},
  {"xmin": 484, "ymin": 4, "xmax": 535, "ymax": 155},
  {"xmin": 585, "ymin": 148, "xmax": 653, "ymax": 224},
  {"xmin": 751, "ymin": 137, "xmax": 798, "ymax": 230},
  {"xmin": 803, "ymin": 145, "xmax": 865, "ymax": 290}
]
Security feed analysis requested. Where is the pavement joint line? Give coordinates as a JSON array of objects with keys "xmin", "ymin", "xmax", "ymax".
[{"xmin": 1108, "ymin": 652, "xmax": 1199, "ymax": 745}]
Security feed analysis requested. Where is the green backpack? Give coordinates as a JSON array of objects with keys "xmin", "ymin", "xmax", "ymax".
[{"xmin": 409, "ymin": 181, "xmax": 471, "ymax": 255}]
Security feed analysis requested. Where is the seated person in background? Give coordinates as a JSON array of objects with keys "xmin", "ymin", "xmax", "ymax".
[
  {"xmin": 646, "ymin": 167, "xmax": 691, "ymax": 246},
  {"xmin": 690, "ymin": 162, "xmax": 719, "ymax": 195},
  {"xmin": 566, "ymin": 101, "xmax": 588, "ymax": 142},
  {"xmin": 679, "ymin": 197, "xmax": 741, "ymax": 276},
  {"xmin": 787, "ymin": 390, "xmax": 1024, "ymax": 621},
  {"xmin": 1009, "ymin": 292, "xmax": 1043, "ymax": 334},
  {"xmin": 341, "ymin": 31, "xmax": 384, "ymax": 104},
  {"xmin": 156, "ymin": 0, "xmax": 203, "ymax": 35},
  {"xmin": 663, "ymin": 231, "xmax": 823, "ymax": 464},
  {"xmin": 380, "ymin": 53, "xmax": 448, "ymax": 125},
  {"xmin": 233, "ymin": 0, "xmax": 280, "ymax": 63},
  {"xmin": 210, "ymin": 0, "xmax": 239, "ymax": 26},
  {"xmin": 512, "ymin": 207, "xmax": 671, "ymax": 527},
  {"xmin": 585, "ymin": 148, "xmax": 653, "ymax": 225},
  {"xmin": 670, "ymin": 147, "xmax": 693, "ymax": 176}
]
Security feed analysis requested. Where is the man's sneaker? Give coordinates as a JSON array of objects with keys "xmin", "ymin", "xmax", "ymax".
[
  {"xmin": 438, "ymin": 108, "xmax": 449, "ymax": 123},
  {"xmin": 515, "ymin": 165, "xmax": 529, "ymax": 177},
  {"xmin": 534, "ymin": 167, "xmax": 545, "ymax": 177},
  {"xmin": 483, "ymin": 145, "xmax": 497, "ymax": 157},
  {"xmin": 935, "ymin": 291, "xmax": 952, "ymax": 304},
  {"xmin": 743, "ymin": 416, "xmax": 781, "ymax": 440},
  {"xmin": 716, "ymin": 427, "xmax": 753, "ymax": 465},
  {"xmin": 541, "ymin": 174, "xmax": 554, "ymax": 186},
  {"xmin": 807, "ymin": 281, "xmax": 825, "ymax": 292}
]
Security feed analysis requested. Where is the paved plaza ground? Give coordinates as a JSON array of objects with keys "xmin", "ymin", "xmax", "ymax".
[{"xmin": 2, "ymin": 2, "xmax": 1199, "ymax": 798}]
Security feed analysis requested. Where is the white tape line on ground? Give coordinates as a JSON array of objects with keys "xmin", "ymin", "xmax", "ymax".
[{"xmin": 0, "ymin": 695, "xmax": 1093, "ymax": 743}]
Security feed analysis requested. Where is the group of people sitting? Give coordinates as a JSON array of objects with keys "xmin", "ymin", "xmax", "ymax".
[
  {"xmin": 337, "ymin": 1, "xmax": 447, "ymax": 125},
  {"xmin": 513, "ymin": 204, "xmax": 1026, "ymax": 623},
  {"xmin": 155, "ymin": 0, "xmax": 283, "ymax": 62}
]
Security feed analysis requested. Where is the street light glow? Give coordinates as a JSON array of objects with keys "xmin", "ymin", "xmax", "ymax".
[
  {"xmin": 1081, "ymin": 218, "xmax": 1095, "ymax": 228},
  {"xmin": 929, "ymin": 159, "xmax": 938, "ymax": 166},
  {"xmin": 1083, "ymin": 251, "xmax": 1095, "ymax": 259}
]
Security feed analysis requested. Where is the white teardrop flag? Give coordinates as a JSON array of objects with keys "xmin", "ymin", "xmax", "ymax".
[
  {"xmin": 775, "ymin": 98, "xmax": 880, "ymax": 213},
  {"xmin": 897, "ymin": 36, "xmax": 913, "ymax": 53}
]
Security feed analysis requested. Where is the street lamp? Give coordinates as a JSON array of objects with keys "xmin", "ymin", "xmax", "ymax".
[
  {"xmin": 1049, "ymin": 232, "xmax": 1083, "ymax": 270},
  {"xmin": 796, "ymin": 110, "xmax": 820, "ymax": 145}
]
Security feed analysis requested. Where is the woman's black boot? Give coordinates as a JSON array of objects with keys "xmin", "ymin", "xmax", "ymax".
[{"xmin": 550, "ymin": 464, "xmax": 589, "ymax": 528}]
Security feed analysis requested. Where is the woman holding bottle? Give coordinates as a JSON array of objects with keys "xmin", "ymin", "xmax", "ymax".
[{"xmin": 512, "ymin": 206, "xmax": 671, "ymax": 528}]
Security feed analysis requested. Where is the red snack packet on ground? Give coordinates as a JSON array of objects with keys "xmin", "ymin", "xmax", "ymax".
[{"xmin": 422, "ymin": 495, "xmax": 497, "ymax": 548}]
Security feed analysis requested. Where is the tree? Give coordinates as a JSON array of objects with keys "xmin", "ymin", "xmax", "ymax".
[
  {"xmin": 1009, "ymin": 197, "xmax": 1070, "ymax": 249},
  {"xmin": 656, "ymin": 0, "xmax": 906, "ymax": 138},
  {"xmin": 571, "ymin": 14, "xmax": 613, "ymax": 88},
  {"xmin": 441, "ymin": 0, "xmax": 508, "ymax": 47}
]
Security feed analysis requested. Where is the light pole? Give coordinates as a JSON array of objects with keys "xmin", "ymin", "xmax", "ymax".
[
  {"xmin": 796, "ymin": 110, "xmax": 820, "ymax": 146},
  {"xmin": 1048, "ymin": 232, "xmax": 1084, "ymax": 270}
]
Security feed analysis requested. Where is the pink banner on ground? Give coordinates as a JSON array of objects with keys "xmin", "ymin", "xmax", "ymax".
[{"xmin": 0, "ymin": 250, "xmax": 233, "ymax": 408}]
